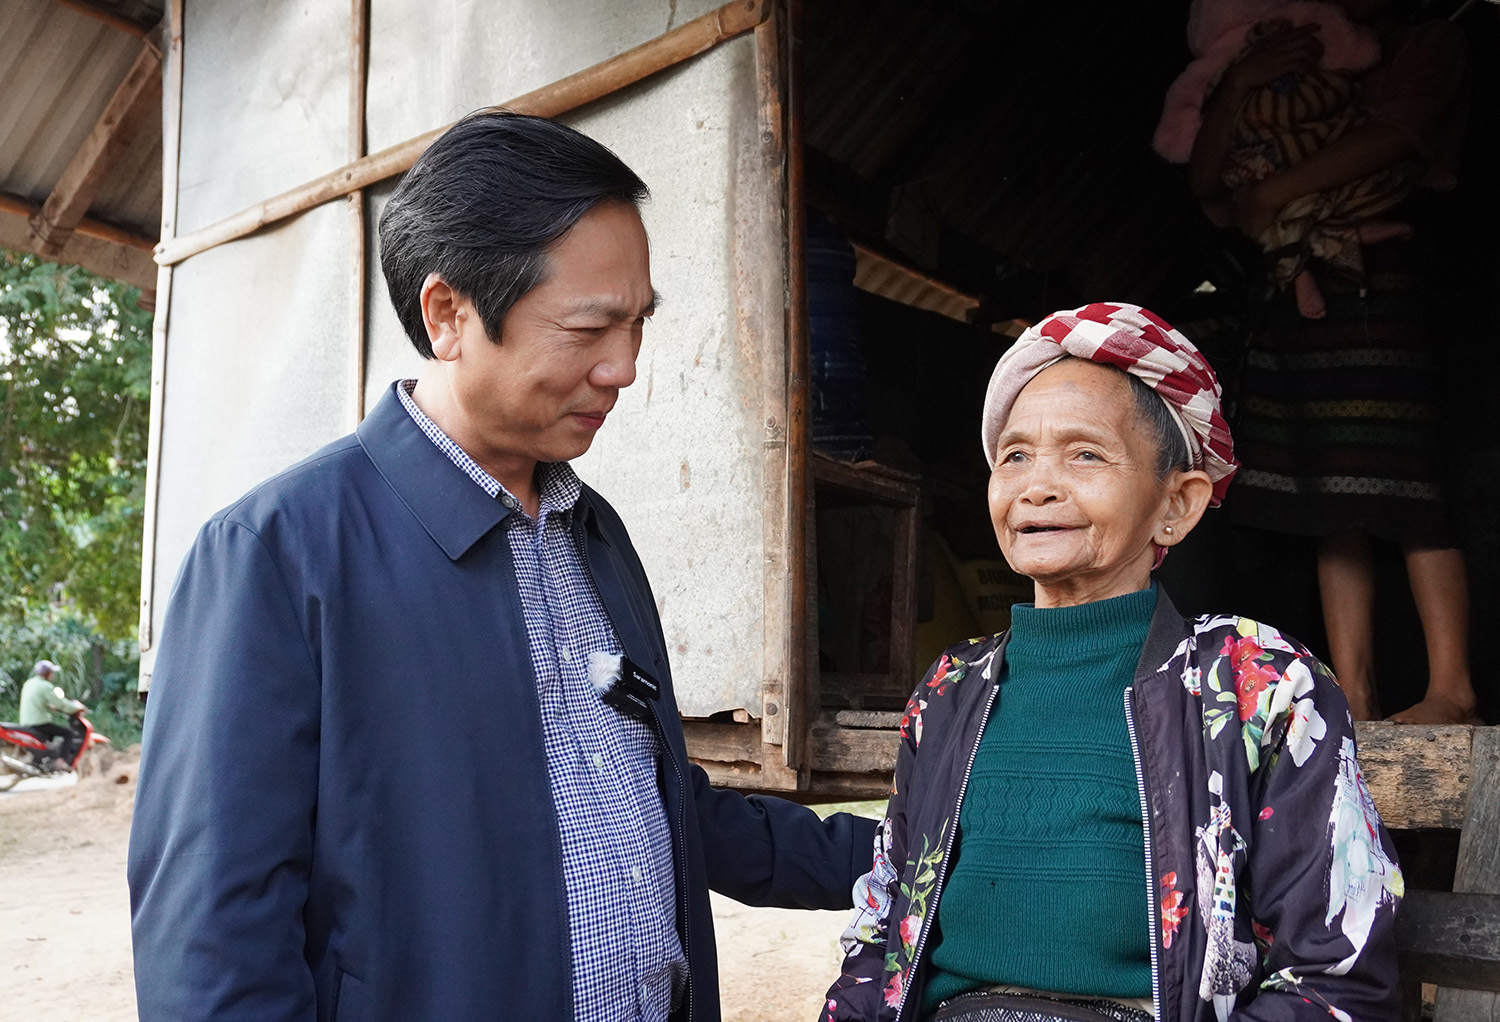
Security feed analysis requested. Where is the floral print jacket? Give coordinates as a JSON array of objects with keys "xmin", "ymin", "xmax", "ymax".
[{"xmin": 822, "ymin": 590, "xmax": 1403, "ymax": 1022}]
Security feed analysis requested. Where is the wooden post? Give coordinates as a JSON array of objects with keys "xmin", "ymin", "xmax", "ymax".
[
  {"xmin": 137, "ymin": 0, "xmax": 184, "ymax": 669},
  {"xmin": 153, "ymin": 0, "xmax": 772, "ymax": 268},
  {"xmin": 348, "ymin": 0, "xmax": 369, "ymax": 428},
  {"xmin": 1436, "ymin": 727, "xmax": 1500, "ymax": 1021},
  {"xmin": 780, "ymin": 0, "xmax": 811, "ymax": 782},
  {"xmin": 751, "ymin": 3, "xmax": 788, "ymax": 764}
]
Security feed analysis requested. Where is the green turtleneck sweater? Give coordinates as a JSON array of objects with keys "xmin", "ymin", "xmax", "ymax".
[{"xmin": 921, "ymin": 586, "xmax": 1157, "ymax": 1013}]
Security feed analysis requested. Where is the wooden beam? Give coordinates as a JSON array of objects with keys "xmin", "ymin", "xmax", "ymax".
[
  {"xmin": 51, "ymin": 0, "xmax": 154, "ymax": 39},
  {"xmin": 1397, "ymin": 891, "xmax": 1500, "ymax": 994},
  {"xmin": 781, "ymin": 719, "xmax": 1483, "ymax": 833},
  {"xmin": 153, "ymin": 0, "xmax": 772, "ymax": 267},
  {"xmin": 1357, "ymin": 722, "xmax": 1476, "ymax": 830},
  {"xmin": 0, "ymin": 194, "xmax": 156, "ymax": 288},
  {"xmin": 29, "ymin": 40, "xmax": 162, "ymax": 258},
  {"xmin": 0, "ymin": 190, "xmax": 155, "ymax": 250}
]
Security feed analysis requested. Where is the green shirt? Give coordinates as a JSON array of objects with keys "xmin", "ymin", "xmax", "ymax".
[
  {"xmin": 922, "ymin": 586, "xmax": 1157, "ymax": 1012},
  {"xmin": 18, "ymin": 675, "xmax": 85, "ymax": 726}
]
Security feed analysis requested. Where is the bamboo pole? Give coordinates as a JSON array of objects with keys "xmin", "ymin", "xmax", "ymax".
[
  {"xmin": 348, "ymin": 0, "xmax": 369, "ymax": 428},
  {"xmin": 154, "ymin": 0, "xmax": 771, "ymax": 267},
  {"xmin": 137, "ymin": 0, "xmax": 184, "ymax": 661}
]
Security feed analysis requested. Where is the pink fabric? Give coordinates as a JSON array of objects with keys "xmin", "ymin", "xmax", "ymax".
[
  {"xmin": 980, "ymin": 302, "xmax": 1239, "ymax": 506},
  {"xmin": 1154, "ymin": 0, "xmax": 1381, "ymax": 164}
]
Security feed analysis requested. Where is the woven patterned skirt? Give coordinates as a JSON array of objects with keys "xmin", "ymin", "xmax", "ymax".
[{"xmin": 1225, "ymin": 253, "xmax": 1454, "ymax": 546}]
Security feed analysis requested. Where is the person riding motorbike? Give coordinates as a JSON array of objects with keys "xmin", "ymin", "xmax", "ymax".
[{"xmin": 19, "ymin": 660, "xmax": 88, "ymax": 768}]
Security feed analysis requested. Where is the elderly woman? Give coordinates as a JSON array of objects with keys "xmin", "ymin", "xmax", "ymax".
[{"xmin": 822, "ymin": 303, "xmax": 1402, "ymax": 1022}]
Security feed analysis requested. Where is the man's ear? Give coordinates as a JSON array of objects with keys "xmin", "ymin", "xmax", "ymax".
[
  {"xmin": 419, "ymin": 273, "xmax": 466, "ymax": 362},
  {"xmin": 1155, "ymin": 469, "xmax": 1214, "ymax": 548}
]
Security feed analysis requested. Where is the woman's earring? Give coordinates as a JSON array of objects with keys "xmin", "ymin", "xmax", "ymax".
[{"xmin": 1164, "ymin": 526, "xmax": 1175, "ymax": 535}]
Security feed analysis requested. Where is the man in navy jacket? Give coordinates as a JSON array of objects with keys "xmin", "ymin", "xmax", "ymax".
[{"xmin": 128, "ymin": 112, "xmax": 875, "ymax": 1022}]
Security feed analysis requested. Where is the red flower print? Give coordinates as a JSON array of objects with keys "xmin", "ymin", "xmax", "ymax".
[
  {"xmin": 1222, "ymin": 634, "xmax": 1277, "ymax": 721},
  {"xmin": 1160, "ymin": 871, "xmax": 1190, "ymax": 949},
  {"xmin": 1235, "ymin": 660, "xmax": 1278, "ymax": 721},
  {"xmin": 898, "ymin": 694, "xmax": 921, "ymax": 740},
  {"xmin": 899, "ymin": 914, "xmax": 922, "ymax": 951},
  {"xmin": 1253, "ymin": 919, "xmax": 1275, "ymax": 947},
  {"xmin": 884, "ymin": 970, "xmax": 905, "ymax": 1008},
  {"xmin": 927, "ymin": 656, "xmax": 951, "ymax": 688},
  {"xmin": 1221, "ymin": 634, "xmax": 1263, "ymax": 671}
]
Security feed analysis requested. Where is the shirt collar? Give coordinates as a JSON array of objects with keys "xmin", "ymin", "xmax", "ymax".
[{"xmin": 397, "ymin": 379, "xmax": 584, "ymax": 518}]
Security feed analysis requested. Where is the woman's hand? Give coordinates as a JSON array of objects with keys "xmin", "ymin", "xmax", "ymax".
[{"xmin": 1224, "ymin": 22, "xmax": 1324, "ymax": 93}]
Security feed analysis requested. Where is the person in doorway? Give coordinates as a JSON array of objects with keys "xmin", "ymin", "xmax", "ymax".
[
  {"xmin": 128, "ymin": 112, "xmax": 875, "ymax": 1022},
  {"xmin": 18, "ymin": 659, "xmax": 87, "ymax": 767},
  {"xmin": 822, "ymin": 303, "xmax": 1402, "ymax": 1022},
  {"xmin": 1191, "ymin": 0, "xmax": 1478, "ymax": 724},
  {"xmin": 1161, "ymin": 2, "xmax": 1421, "ymax": 320}
]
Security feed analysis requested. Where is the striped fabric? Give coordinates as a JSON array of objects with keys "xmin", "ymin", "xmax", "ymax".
[
  {"xmin": 981, "ymin": 302, "xmax": 1239, "ymax": 505},
  {"xmin": 1221, "ymin": 34, "xmax": 1418, "ymax": 292},
  {"xmin": 1226, "ymin": 265, "xmax": 1452, "ymax": 544}
]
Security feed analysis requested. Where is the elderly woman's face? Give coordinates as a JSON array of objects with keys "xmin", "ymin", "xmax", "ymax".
[{"xmin": 988, "ymin": 359, "xmax": 1178, "ymax": 608}]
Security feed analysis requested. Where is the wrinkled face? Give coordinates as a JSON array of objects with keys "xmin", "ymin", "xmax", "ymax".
[
  {"xmin": 988, "ymin": 359, "xmax": 1173, "ymax": 608},
  {"xmin": 448, "ymin": 201, "xmax": 654, "ymax": 465}
]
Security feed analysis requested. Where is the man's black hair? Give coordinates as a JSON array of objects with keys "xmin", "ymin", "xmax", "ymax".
[{"xmin": 377, "ymin": 111, "xmax": 650, "ymax": 358}]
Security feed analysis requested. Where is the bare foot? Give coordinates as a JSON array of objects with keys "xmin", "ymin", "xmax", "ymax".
[
  {"xmin": 1357, "ymin": 220, "xmax": 1414, "ymax": 246},
  {"xmin": 1294, "ymin": 271, "xmax": 1327, "ymax": 319},
  {"xmin": 1387, "ymin": 694, "xmax": 1485, "ymax": 726}
]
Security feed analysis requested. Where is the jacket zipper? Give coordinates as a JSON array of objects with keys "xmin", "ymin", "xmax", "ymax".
[
  {"xmin": 894, "ymin": 680, "xmax": 1002, "ymax": 1022},
  {"xmin": 575, "ymin": 511, "xmax": 694, "ymax": 1022},
  {"xmin": 1124, "ymin": 687, "xmax": 1162, "ymax": 1020}
]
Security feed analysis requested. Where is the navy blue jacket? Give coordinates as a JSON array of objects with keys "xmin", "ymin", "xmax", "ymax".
[{"xmin": 129, "ymin": 384, "xmax": 875, "ymax": 1022}]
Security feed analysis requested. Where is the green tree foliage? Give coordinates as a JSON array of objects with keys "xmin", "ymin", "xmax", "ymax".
[{"xmin": 1, "ymin": 251, "xmax": 151, "ymax": 644}]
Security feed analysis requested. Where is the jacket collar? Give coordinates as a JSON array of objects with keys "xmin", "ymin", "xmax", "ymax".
[
  {"xmin": 1134, "ymin": 585, "xmax": 1186, "ymax": 681},
  {"xmin": 357, "ymin": 382, "xmax": 512, "ymax": 561}
]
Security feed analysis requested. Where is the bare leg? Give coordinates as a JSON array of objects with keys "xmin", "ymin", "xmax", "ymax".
[
  {"xmin": 1388, "ymin": 545, "xmax": 1482, "ymax": 724},
  {"xmin": 1293, "ymin": 270, "xmax": 1328, "ymax": 320},
  {"xmin": 1318, "ymin": 532, "xmax": 1379, "ymax": 719},
  {"xmin": 1357, "ymin": 220, "xmax": 1414, "ymax": 246}
]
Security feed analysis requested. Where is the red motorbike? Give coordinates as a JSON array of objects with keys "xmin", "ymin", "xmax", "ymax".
[{"xmin": 0, "ymin": 711, "xmax": 111, "ymax": 791}]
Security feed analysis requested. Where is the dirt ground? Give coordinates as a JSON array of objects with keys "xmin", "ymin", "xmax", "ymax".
[{"xmin": 0, "ymin": 756, "xmax": 857, "ymax": 1021}]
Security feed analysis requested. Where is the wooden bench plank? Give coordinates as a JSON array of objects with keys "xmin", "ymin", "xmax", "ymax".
[{"xmin": 1356, "ymin": 722, "xmax": 1475, "ymax": 831}]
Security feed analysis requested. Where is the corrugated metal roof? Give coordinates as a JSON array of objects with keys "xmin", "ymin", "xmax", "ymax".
[{"xmin": 0, "ymin": 0, "xmax": 163, "ymax": 240}]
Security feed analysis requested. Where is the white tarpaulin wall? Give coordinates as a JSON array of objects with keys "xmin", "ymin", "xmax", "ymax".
[{"xmin": 146, "ymin": 0, "xmax": 787, "ymax": 720}]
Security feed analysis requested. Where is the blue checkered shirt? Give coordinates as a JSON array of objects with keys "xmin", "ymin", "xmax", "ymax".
[{"xmin": 399, "ymin": 381, "xmax": 686, "ymax": 1020}]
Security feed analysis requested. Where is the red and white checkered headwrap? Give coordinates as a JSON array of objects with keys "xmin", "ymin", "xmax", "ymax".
[{"xmin": 981, "ymin": 302, "xmax": 1239, "ymax": 506}]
